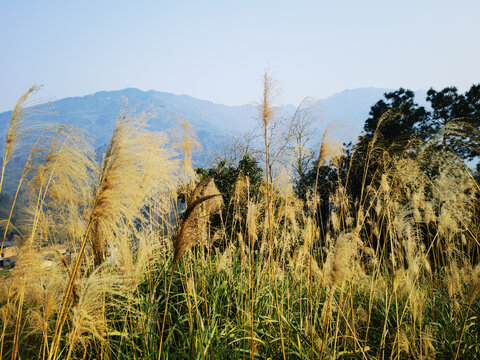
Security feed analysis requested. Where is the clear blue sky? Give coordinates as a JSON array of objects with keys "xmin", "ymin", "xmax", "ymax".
[{"xmin": 1, "ymin": 0, "xmax": 479, "ymax": 111}]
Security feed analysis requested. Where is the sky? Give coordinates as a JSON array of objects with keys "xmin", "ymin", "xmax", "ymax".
[{"xmin": 1, "ymin": 0, "xmax": 479, "ymax": 111}]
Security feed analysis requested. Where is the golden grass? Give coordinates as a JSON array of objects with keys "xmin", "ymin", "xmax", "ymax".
[{"xmin": 0, "ymin": 85, "xmax": 479, "ymax": 360}]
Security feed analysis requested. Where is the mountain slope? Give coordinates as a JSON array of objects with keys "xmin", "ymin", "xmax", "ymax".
[
  {"xmin": 0, "ymin": 87, "xmax": 414, "ymax": 146},
  {"xmin": 0, "ymin": 86, "xmax": 425, "ymax": 162},
  {"xmin": 0, "ymin": 86, "xmax": 429, "ymax": 195}
]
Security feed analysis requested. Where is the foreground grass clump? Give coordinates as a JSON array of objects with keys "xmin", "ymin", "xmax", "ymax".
[{"xmin": 0, "ymin": 84, "xmax": 479, "ymax": 360}]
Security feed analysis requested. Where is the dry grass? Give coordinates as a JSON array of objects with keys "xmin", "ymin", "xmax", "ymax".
[
  {"xmin": 173, "ymin": 174, "xmax": 222, "ymax": 267},
  {"xmin": 0, "ymin": 86, "xmax": 479, "ymax": 360}
]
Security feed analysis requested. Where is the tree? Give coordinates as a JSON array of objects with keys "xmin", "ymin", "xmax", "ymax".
[
  {"xmin": 196, "ymin": 154, "xmax": 263, "ymax": 237},
  {"xmin": 291, "ymin": 97, "xmax": 322, "ymax": 184},
  {"xmin": 338, "ymin": 89, "xmax": 428, "ymax": 203},
  {"xmin": 426, "ymin": 85, "xmax": 480, "ymax": 159},
  {"xmin": 209, "ymin": 154, "xmax": 263, "ymax": 206},
  {"xmin": 363, "ymin": 88, "xmax": 428, "ymax": 144}
]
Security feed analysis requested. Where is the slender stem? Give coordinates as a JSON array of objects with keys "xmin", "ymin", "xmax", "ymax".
[
  {"xmin": 158, "ymin": 263, "xmax": 175, "ymax": 360},
  {"xmin": 263, "ymin": 113, "xmax": 286, "ymax": 360},
  {"xmin": 48, "ymin": 220, "xmax": 94, "ymax": 360}
]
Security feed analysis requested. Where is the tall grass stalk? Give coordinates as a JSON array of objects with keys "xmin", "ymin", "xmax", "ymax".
[
  {"xmin": 259, "ymin": 70, "xmax": 287, "ymax": 360},
  {"xmin": 0, "ymin": 86, "xmax": 38, "ymax": 196},
  {"xmin": 1, "ymin": 84, "xmax": 480, "ymax": 359}
]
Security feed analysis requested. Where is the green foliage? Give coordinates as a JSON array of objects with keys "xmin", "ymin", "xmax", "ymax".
[
  {"xmin": 196, "ymin": 155, "xmax": 263, "ymax": 235},
  {"xmin": 205, "ymin": 155, "xmax": 263, "ymax": 202},
  {"xmin": 297, "ymin": 83, "xmax": 480, "ymax": 210}
]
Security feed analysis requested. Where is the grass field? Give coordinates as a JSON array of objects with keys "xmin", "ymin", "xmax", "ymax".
[{"xmin": 1, "ymin": 83, "xmax": 479, "ymax": 360}]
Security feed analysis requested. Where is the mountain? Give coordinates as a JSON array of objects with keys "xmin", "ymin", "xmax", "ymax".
[
  {"xmin": 0, "ymin": 88, "xmax": 257, "ymax": 147},
  {"xmin": 0, "ymin": 86, "xmax": 431, "ymax": 194},
  {"xmin": 0, "ymin": 86, "xmax": 427, "ymax": 173},
  {"xmin": 322, "ymin": 88, "xmax": 391, "ymax": 139},
  {"xmin": 0, "ymin": 88, "xmax": 262, "ymax": 174}
]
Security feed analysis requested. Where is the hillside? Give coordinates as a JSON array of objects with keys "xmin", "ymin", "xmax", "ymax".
[
  {"xmin": 0, "ymin": 86, "xmax": 427, "ymax": 194},
  {"xmin": 0, "ymin": 86, "xmax": 412, "ymax": 144}
]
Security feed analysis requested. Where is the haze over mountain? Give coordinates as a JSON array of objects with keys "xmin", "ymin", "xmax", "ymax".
[{"xmin": 0, "ymin": 86, "xmax": 428, "ymax": 163}]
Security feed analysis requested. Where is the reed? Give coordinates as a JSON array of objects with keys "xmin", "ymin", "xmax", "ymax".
[{"xmin": 0, "ymin": 85, "xmax": 479, "ymax": 359}]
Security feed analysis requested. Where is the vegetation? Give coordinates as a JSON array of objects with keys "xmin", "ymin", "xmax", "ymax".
[{"xmin": 0, "ymin": 77, "xmax": 479, "ymax": 360}]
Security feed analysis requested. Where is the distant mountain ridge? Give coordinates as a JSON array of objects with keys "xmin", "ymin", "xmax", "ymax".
[
  {"xmin": 0, "ymin": 86, "xmax": 427, "ymax": 159},
  {"xmin": 0, "ymin": 88, "xmax": 257, "ymax": 145}
]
